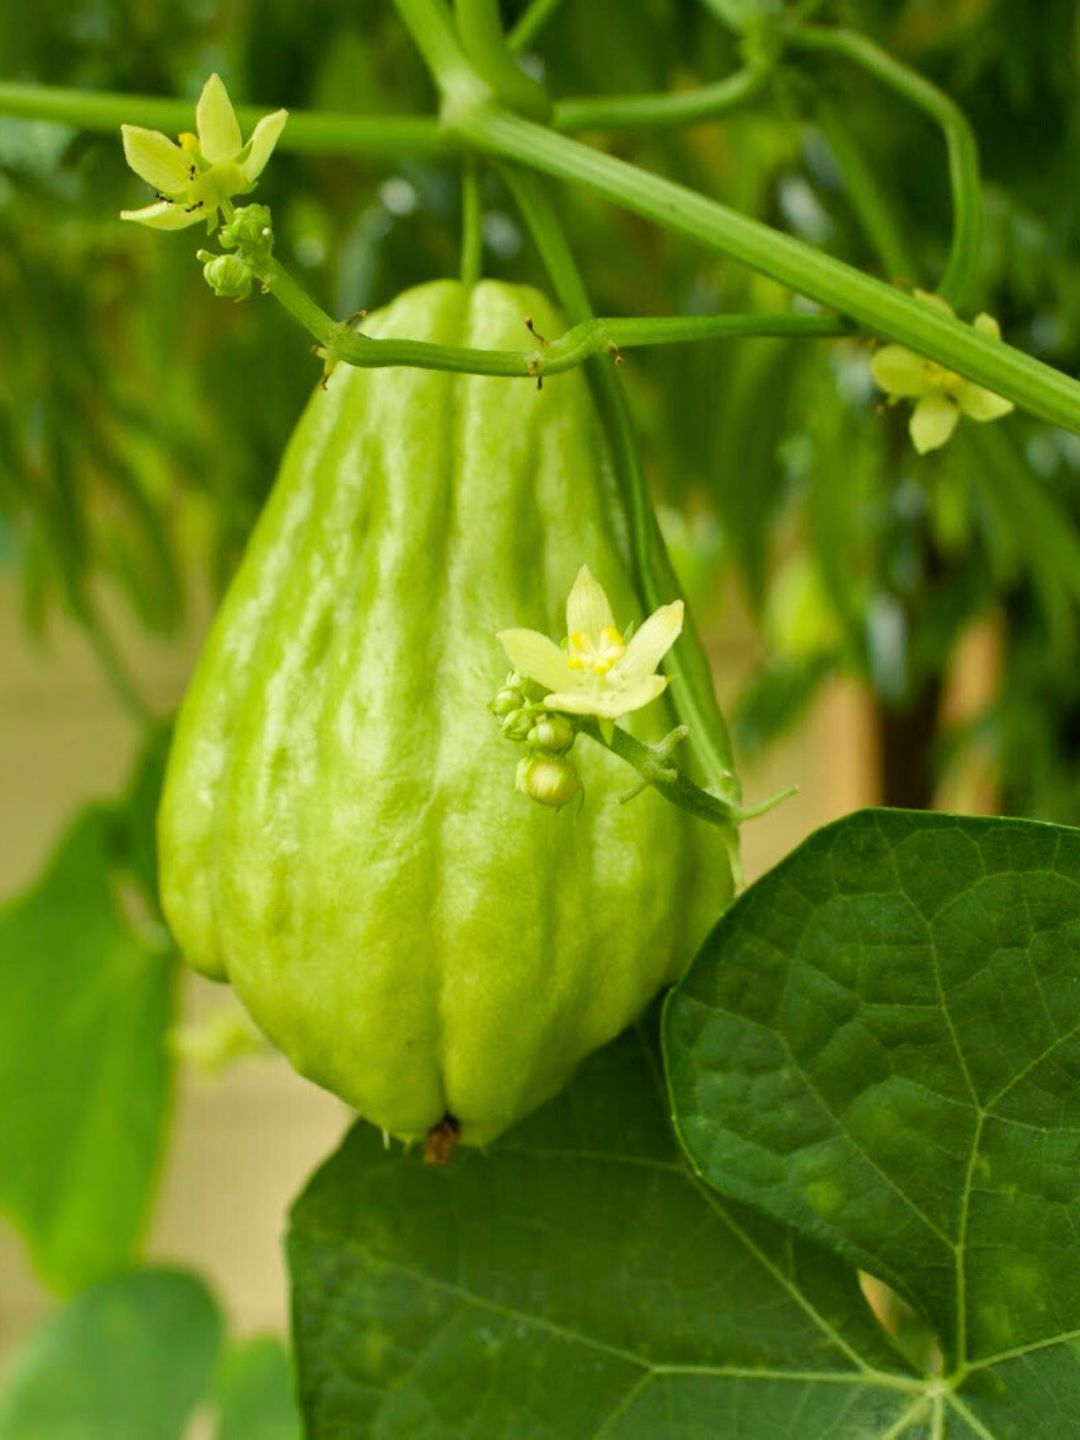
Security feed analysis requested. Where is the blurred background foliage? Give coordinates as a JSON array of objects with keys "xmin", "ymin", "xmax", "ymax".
[{"xmin": 3, "ymin": 0, "xmax": 1080, "ymax": 1423}]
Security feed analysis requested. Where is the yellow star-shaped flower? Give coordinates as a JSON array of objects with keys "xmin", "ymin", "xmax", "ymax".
[
  {"xmin": 120, "ymin": 74, "xmax": 287, "ymax": 231},
  {"xmin": 870, "ymin": 291, "xmax": 1014, "ymax": 454},
  {"xmin": 498, "ymin": 566, "xmax": 683, "ymax": 721}
]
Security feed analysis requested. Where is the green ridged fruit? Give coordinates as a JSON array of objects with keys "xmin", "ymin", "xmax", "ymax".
[{"xmin": 158, "ymin": 279, "xmax": 732, "ymax": 1147}]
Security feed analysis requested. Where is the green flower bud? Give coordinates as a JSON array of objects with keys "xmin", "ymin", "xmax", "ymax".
[
  {"xmin": 490, "ymin": 686, "xmax": 525, "ymax": 718},
  {"xmin": 515, "ymin": 752, "xmax": 581, "ymax": 810},
  {"xmin": 219, "ymin": 203, "xmax": 275, "ymax": 259},
  {"xmin": 500, "ymin": 708, "xmax": 534, "ymax": 741},
  {"xmin": 527, "ymin": 713, "xmax": 575, "ymax": 754},
  {"xmin": 199, "ymin": 251, "xmax": 253, "ymax": 301}
]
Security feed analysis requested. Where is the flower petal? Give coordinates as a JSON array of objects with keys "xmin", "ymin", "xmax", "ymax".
[
  {"xmin": 120, "ymin": 201, "xmax": 204, "ymax": 231},
  {"xmin": 120, "ymin": 125, "xmax": 188, "ymax": 193},
  {"xmin": 957, "ymin": 382, "xmax": 1014, "ymax": 422},
  {"xmin": 544, "ymin": 676, "xmax": 668, "ymax": 719},
  {"xmin": 241, "ymin": 108, "xmax": 288, "ymax": 182},
  {"xmin": 196, "ymin": 73, "xmax": 243, "ymax": 163},
  {"xmin": 497, "ymin": 629, "xmax": 573, "ymax": 693},
  {"xmin": 565, "ymin": 565, "xmax": 616, "ymax": 643},
  {"xmin": 617, "ymin": 600, "xmax": 683, "ymax": 685},
  {"xmin": 910, "ymin": 393, "xmax": 960, "ymax": 454},
  {"xmin": 870, "ymin": 345, "xmax": 932, "ymax": 398}
]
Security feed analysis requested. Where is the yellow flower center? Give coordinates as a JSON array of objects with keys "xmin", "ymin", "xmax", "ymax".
[
  {"xmin": 567, "ymin": 627, "xmax": 626, "ymax": 677},
  {"xmin": 159, "ymin": 135, "xmax": 251, "ymax": 216}
]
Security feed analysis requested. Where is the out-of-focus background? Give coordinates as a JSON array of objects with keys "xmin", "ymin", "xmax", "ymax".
[{"xmin": 4, "ymin": 0, "xmax": 1080, "ymax": 1394}]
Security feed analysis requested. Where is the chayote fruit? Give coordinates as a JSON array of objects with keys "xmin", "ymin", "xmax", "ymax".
[{"xmin": 158, "ymin": 279, "xmax": 733, "ymax": 1147}]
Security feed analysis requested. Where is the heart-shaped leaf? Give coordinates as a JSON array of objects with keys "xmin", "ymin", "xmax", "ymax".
[
  {"xmin": 665, "ymin": 808, "xmax": 1080, "ymax": 1433},
  {"xmin": 288, "ymin": 1023, "xmax": 926, "ymax": 1438}
]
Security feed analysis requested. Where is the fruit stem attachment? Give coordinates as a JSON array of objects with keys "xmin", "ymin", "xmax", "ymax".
[{"xmin": 423, "ymin": 1115, "xmax": 461, "ymax": 1165}]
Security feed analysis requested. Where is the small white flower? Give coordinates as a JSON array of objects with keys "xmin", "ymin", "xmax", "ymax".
[
  {"xmin": 870, "ymin": 291, "xmax": 1014, "ymax": 454},
  {"xmin": 498, "ymin": 566, "xmax": 683, "ymax": 721},
  {"xmin": 120, "ymin": 73, "xmax": 286, "ymax": 232}
]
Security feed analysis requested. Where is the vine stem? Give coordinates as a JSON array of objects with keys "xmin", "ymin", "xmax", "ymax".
[
  {"xmin": 499, "ymin": 165, "xmax": 742, "ymax": 806},
  {"xmin": 241, "ymin": 248, "xmax": 844, "ymax": 377},
  {"xmin": 387, "ymin": 0, "xmax": 1078, "ymax": 429},
  {"xmin": 460, "ymin": 159, "xmax": 484, "ymax": 287},
  {"xmin": 9, "ymin": 20, "xmax": 1074, "ymax": 452},
  {"xmin": 508, "ymin": 0, "xmax": 567, "ymax": 53},
  {"xmin": 0, "ymin": 81, "xmax": 448, "ymax": 156},
  {"xmin": 450, "ymin": 102, "xmax": 1080, "ymax": 434},
  {"xmin": 0, "ymin": 76, "xmax": 773, "ymax": 142},
  {"xmin": 553, "ymin": 64, "xmax": 767, "ymax": 133},
  {"xmin": 787, "ymin": 25, "xmax": 983, "ymax": 309},
  {"xmin": 455, "ymin": 0, "xmax": 551, "ymax": 118}
]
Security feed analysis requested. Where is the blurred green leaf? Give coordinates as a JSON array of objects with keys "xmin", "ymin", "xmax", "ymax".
[
  {"xmin": 711, "ymin": 338, "xmax": 807, "ymax": 610},
  {"xmin": 732, "ymin": 652, "xmax": 835, "ymax": 756},
  {"xmin": 0, "ymin": 738, "xmax": 175, "ymax": 1292},
  {"xmin": 0, "ymin": 1268, "xmax": 222, "ymax": 1440},
  {"xmin": 962, "ymin": 423, "xmax": 1080, "ymax": 654},
  {"xmin": 666, "ymin": 808, "xmax": 1080, "ymax": 1431},
  {"xmin": 700, "ymin": 0, "xmax": 784, "ymax": 32}
]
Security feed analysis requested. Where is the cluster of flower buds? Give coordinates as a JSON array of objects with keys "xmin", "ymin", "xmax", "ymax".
[{"xmin": 489, "ymin": 672, "xmax": 581, "ymax": 810}]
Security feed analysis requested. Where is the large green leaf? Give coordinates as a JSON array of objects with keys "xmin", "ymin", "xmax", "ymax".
[
  {"xmin": 0, "ymin": 1268, "xmax": 222, "ymax": 1440},
  {"xmin": 0, "ymin": 735, "xmax": 175, "ymax": 1291},
  {"xmin": 288, "ymin": 1023, "xmax": 929, "ymax": 1439},
  {"xmin": 665, "ymin": 808, "xmax": 1080, "ymax": 1434}
]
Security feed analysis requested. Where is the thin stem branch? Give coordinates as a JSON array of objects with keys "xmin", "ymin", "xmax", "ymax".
[
  {"xmin": 787, "ymin": 24, "xmax": 982, "ymax": 308},
  {"xmin": 579, "ymin": 721, "xmax": 791, "ymax": 830},
  {"xmin": 499, "ymin": 166, "xmax": 742, "ymax": 805},
  {"xmin": 460, "ymin": 158, "xmax": 484, "ymax": 286},
  {"xmin": 554, "ymin": 64, "xmax": 767, "ymax": 133},
  {"xmin": 0, "ymin": 81, "xmax": 447, "ymax": 157},
  {"xmin": 509, "ymin": 0, "xmax": 568, "ymax": 53},
  {"xmin": 394, "ymin": 0, "xmax": 491, "ymax": 111},
  {"xmin": 12, "ymin": 7, "xmax": 1066, "ymax": 427},
  {"xmin": 583, "ymin": 721, "xmax": 740, "ymax": 828},
  {"xmin": 244, "ymin": 249, "xmax": 843, "ymax": 378},
  {"xmin": 541, "ymin": 310, "xmax": 847, "ymax": 363},
  {"xmin": 455, "ymin": 0, "xmax": 551, "ymax": 118}
]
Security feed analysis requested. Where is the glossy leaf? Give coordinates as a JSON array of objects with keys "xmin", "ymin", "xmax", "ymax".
[
  {"xmin": 666, "ymin": 808, "xmax": 1080, "ymax": 1433},
  {"xmin": 288, "ymin": 1022, "xmax": 930, "ymax": 1438}
]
